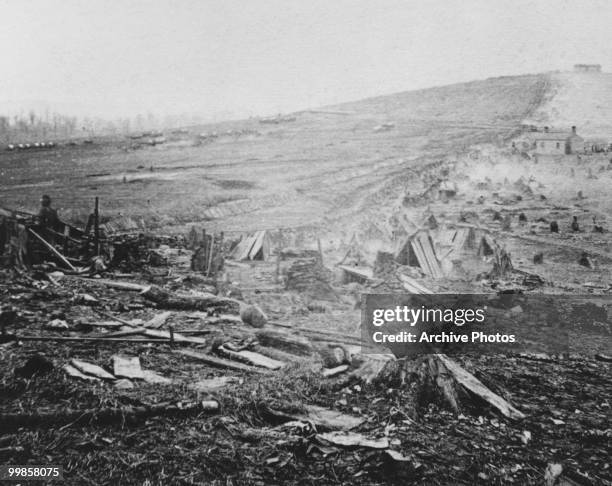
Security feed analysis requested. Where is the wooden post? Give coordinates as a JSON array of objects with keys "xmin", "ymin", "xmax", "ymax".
[
  {"xmin": 93, "ymin": 197, "xmax": 100, "ymax": 256},
  {"xmin": 275, "ymin": 229, "xmax": 282, "ymax": 284},
  {"xmin": 317, "ymin": 237, "xmax": 324, "ymax": 264},
  {"xmin": 202, "ymin": 229, "xmax": 207, "ymax": 271},
  {"xmin": 206, "ymin": 233, "xmax": 215, "ymax": 276}
]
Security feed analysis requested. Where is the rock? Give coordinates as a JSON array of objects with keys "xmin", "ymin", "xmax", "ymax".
[{"xmin": 240, "ymin": 304, "xmax": 267, "ymax": 328}]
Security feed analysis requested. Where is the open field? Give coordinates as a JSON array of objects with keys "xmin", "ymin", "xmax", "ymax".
[{"xmin": 0, "ymin": 74, "xmax": 548, "ymax": 234}]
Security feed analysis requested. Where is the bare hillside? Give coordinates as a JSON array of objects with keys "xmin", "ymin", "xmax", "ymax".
[
  {"xmin": 0, "ymin": 74, "xmax": 550, "ymax": 234},
  {"xmin": 525, "ymin": 71, "xmax": 612, "ymax": 138}
]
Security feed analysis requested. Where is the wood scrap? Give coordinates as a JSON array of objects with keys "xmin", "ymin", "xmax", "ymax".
[
  {"xmin": 142, "ymin": 328, "xmax": 207, "ymax": 345},
  {"xmin": 217, "ymin": 346, "xmax": 285, "ymax": 370},
  {"xmin": 255, "ymin": 329, "xmax": 314, "ymax": 356},
  {"xmin": 112, "ymin": 355, "xmax": 144, "ymax": 380},
  {"xmin": 268, "ymin": 323, "xmax": 362, "ymax": 346},
  {"xmin": 27, "ymin": 228, "xmax": 76, "ymax": 271},
  {"xmin": 78, "ymin": 278, "xmax": 148, "ymax": 292},
  {"xmin": 63, "ymin": 364, "xmax": 101, "ymax": 382},
  {"xmin": 317, "ymin": 431, "xmax": 390, "ymax": 449},
  {"xmin": 175, "ymin": 349, "xmax": 271, "ymax": 374},
  {"xmin": 322, "ymin": 364, "xmax": 350, "ymax": 378},
  {"xmin": 94, "ymin": 310, "xmax": 137, "ymax": 327},
  {"xmin": 70, "ymin": 359, "xmax": 115, "ymax": 380}
]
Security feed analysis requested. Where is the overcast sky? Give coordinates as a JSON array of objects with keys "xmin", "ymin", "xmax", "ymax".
[{"xmin": 1, "ymin": 0, "xmax": 611, "ymax": 120}]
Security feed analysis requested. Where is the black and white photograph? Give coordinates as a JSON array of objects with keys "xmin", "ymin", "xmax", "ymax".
[{"xmin": 0, "ymin": 1, "xmax": 610, "ymax": 484}]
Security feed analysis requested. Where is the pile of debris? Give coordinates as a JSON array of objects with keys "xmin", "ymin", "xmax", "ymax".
[{"xmin": 285, "ymin": 258, "xmax": 336, "ymax": 300}]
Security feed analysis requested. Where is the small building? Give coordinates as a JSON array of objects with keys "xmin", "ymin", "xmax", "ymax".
[{"xmin": 532, "ymin": 126, "xmax": 584, "ymax": 155}]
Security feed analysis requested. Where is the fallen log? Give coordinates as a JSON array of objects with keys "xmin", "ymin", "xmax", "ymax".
[
  {"xmin": 268, "ymin": 321, "xmax": 362, "ymax": 345},
  {"xmin": 175, "ymin": 349, "xmax": 271, "ymax": 374},
  {"xmin": 251, "ymin": 344, "xmax": 309, "ymax": 364},
  {"xmin": 141, "ymin": 285, "xmax": 240, "ymax": 313},
  {"xmin": 0, "ymin": 401, "xmax": 219, "ymax": 431},
  {"xmin": 217, "ymin": 346, "xmax": 284, "ymax": 370},
  {"xmin": 255, "ymin": 329, "xmax": 314, "ymax": 356}
]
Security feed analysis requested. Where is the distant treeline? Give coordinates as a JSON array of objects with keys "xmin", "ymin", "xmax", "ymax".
[{"xmin": 0, "ymin": 111, "xmax": 208, "ymax": 143}]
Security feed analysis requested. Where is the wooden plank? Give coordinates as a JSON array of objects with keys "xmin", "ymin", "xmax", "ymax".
[
  {"xmin": 28, "ymin": 228, "xmax": 76, "ymax": 271},
  {"xmin": 337, "ymin": 264, "xmax": 373, "ymax": 279},
  {"xmin": 95, "ymin": 310, "xmax": 138, "ymax": 327},
  {"xmin": 63, "ymin": 364, "xmax": 101, "ymax": 381},
  {"xmin": 71, "ymin": 359, "xmax": 115, "ymax": 380},
  {"xmin": 112, "ymin": 355, "xmax": 144, "ymax": 380},
  {"xmin": 76, "ymin": 277, "xmax": 147, "ymax": 291},
  {"xmin": 418, "ymin": 233, "xmax": 442, "ymax": 278},
  {"xmin": 175, "ymin": 349, "xmax": 270, "ymax": 374},
  {"xmin": 143, "ymin": 329, "xmax": 207, "ymax": 345},
  {"xmin": 248, "ymin": 231, "xmax": 265, "ymax": 260},
  {"xmin": 411, "ymin": 238, "xmax": 431, "ymax": 276},
  {"xmin": 217, "ymin": 346, "xmax": 284, "ymax": 370}
]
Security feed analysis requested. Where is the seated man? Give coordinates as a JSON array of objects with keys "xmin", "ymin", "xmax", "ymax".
[{"xmin": 38, "ymin": 195, "xmax": 59, "ymax": 230}]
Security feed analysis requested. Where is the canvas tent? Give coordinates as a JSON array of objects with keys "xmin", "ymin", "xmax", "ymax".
[{"xmin": 229, "ymin": 230, "xmax": 271, "ymax": 261}]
